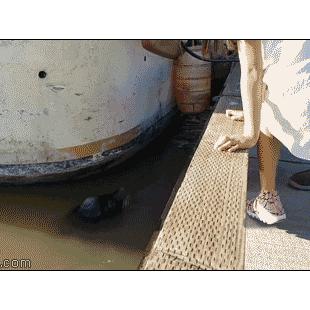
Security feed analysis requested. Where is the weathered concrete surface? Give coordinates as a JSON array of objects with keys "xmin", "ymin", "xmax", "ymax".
[
  {"xmin": 0, "ymin": 40, "xmax": 174, "ymax": 164},
  {"xmin": 245, "ymin": 154, "xmax": 310, "ymax": 270}
]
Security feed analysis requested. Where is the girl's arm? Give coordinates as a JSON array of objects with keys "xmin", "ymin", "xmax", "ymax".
[{"xmin": 214, "ymin": 40, "xmax": 264, "ymax": 152}]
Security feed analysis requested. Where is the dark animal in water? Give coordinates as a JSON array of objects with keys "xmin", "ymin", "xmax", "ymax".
[{"xmin": 76, "ymin": 188, "xmax": 130, "ymax": 222}]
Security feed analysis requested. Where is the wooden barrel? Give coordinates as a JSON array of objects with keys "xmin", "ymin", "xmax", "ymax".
[{"xmin": 173, "ymin": 46, "xmax": 211, "ymax": 114}]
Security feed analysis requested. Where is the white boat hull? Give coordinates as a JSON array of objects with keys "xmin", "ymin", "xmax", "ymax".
[{"xmin": 0, "ymin": 40, "xmax": 175, "ymax": 183}]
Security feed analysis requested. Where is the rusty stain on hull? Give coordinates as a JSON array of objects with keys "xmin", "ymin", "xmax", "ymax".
[{"xmin": 58, "ymin": 126, "xmax": 141, "ymax": 159}]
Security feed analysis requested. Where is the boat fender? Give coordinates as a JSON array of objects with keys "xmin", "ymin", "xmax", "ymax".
[{"xmin": 141, "ymin": 40, "xmax": 183, "ymax": 60}]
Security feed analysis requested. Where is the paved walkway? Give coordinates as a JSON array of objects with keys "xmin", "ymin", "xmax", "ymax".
[{"xmin": 245, "ymin": 147, "xmax": 310, "ymax": 270}]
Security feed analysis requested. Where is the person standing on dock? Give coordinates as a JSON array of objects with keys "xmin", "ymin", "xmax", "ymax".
[{"xmin": 214, "ymin": 40, "xmax": 310, "ymax": 224}]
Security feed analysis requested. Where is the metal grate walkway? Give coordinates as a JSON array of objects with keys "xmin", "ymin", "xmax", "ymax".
[{"xmin": 141, "ymin": 64, "xmax": 248, "ymax": 270}]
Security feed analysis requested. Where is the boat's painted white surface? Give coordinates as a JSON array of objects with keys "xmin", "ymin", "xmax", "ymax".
[{"xmin": 0, "ymin": 40, "xmax": 174, "ymax": 164}]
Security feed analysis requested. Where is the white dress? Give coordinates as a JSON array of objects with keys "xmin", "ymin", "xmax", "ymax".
[{"xmin": 260, "ymin": 40, "xmax": 310, "ymax": 160}]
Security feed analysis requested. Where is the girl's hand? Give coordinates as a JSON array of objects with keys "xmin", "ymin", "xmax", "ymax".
[
  {"xmin": 226, "ymin": 109, "xmax": 244, "ymax": 121},
  {"xmin": 214, "ymin": 134, "xmax": 258, "ymax": 152}
]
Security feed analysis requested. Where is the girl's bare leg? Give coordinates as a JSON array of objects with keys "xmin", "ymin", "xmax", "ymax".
[
  {"xmin": 247, "ymin": 131, "xmax": 286, "ymax": 224},
  {"xmin": 257, "ymin": 132, "xmax": 281, "ymax": 192}
]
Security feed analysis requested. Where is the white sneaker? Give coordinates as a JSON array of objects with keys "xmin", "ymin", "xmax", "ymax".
[{"xmin": 247, "ymin": 191, "xmax": 286, "ymax": 225}]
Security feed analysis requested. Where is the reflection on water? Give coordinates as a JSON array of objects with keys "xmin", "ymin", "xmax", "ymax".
[{"xmin": 0, "ymin": 116, "xmax": 195, "ymax": 270}]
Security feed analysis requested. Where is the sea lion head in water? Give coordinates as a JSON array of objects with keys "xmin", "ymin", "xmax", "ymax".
[
  {"xmin": 78, "ymin": 196, "xmax": 102, "ymax": 222},
  {"xmin": 76, "ymin": 188, "xmax": 130, "ymax": 223}
]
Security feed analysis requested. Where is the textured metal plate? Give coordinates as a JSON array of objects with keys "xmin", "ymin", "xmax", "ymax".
[
  {"xmin": 142, "ymin": 65, "xmax": 248, "ymax": 270},
  {"xmin": 141, "ymin": 250, "xmax": 205, "ymax": 270}
]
